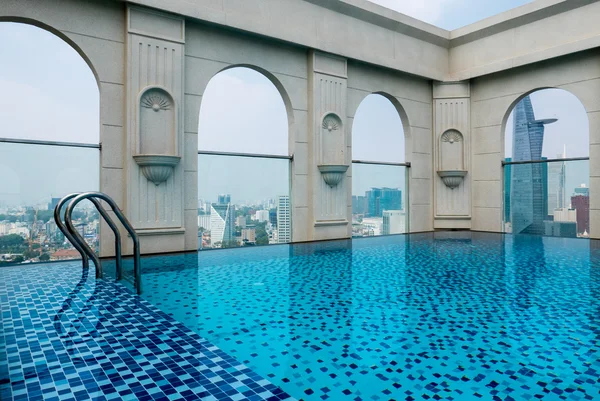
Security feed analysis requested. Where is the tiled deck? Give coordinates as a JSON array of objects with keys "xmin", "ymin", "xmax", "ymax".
[{"xmin": 0, "ymin": 261, "xmax": 293, "ymax": 401}]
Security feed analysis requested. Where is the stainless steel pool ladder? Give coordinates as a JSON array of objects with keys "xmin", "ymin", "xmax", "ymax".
[{"xmin": 54, "ymin": 192, "xmax": 142, "ymax": 294}]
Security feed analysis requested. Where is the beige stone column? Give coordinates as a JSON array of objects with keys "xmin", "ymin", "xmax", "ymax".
[
  {"xmin": 122, "ymin": 6, "xmax": 193, "ymax": 254},
  {"xmin": 307, "ymin": 51, "xmax": 351, "ymax": 241},
  {"xmin": 433, "ymin": 81, "xmax": 472, "ymax": 229}
]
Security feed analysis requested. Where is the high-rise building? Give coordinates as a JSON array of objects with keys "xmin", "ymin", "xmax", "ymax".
[
  {"xmin": 365, "ymin": 188, "xmax": 402, "ymax": 217},
  {"xmin": 547, "ymin": 147, "xmax": 567, "ymax": 216},
  {"xmin": 255, "ymin": 210, "xmax": 270, "ymax": 223},
  {"xmin": 48, "ymin": 197, "xmax": 61, "ymax": 212},
  {"xmin": 277, "ymin": 195, "xmax": 291, "ymax": 243},
  {"xmin": 198, "ymin": 215, "xmax": 211, "ymax": 231},
  {"xmin": 236, "ymin": 216, "xmax": 247, "ymax": 228},
  {"xmin": 510, "ymin": 96, "xmax": 555, "ymax": 235},
  {"xmin": 217, "ymin": 194, "xmax": 231, "ymax": 204},
  {"xmin": 269, "ymin": 209, "xmax": 277, "ymax": 228},
  {"xmin": 544, "ymin": 220, "xmax": 577, "ymax": 238},
  {"xmin": 504, "ymin": 158, "xmax": 511, "ymax": 223},
  {"xmin": 210, "ymin": 194, "xmax": 234, "ymax": 247},
  {"xmin": 553, "ymin": 207, "xmax": 576, "ymax": 223},
  {"xmin": 241, "ymin": 228, "xmax": 256, "ymax": 243},
  {"xmin": 382, "ymin": 210, "xmax": 406, "ymax": 235},
  {"xmin": 352, "ymin": 195, "xmax": 367, "ymax": 215},
  {"xmin": 571, "ymin": 194, "xmax": 589, "ymax": 234}
]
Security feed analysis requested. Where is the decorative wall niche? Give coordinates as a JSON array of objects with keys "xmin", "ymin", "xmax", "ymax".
[
  {"xmin": 437, "ymin": 129, "xmax": 466, "ymax": 189},
  {"xmin": 318, "ymin": 112, "xmax": 348, "ymax": 187},
  {"xmin": 133, "ymin": 86, "xmax": 181, "ymax": 185}
]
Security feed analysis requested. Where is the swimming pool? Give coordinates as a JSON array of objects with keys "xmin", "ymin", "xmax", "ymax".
[
  {"xmin": 139, "ymin": 232, "xmax": 600, "ymax": 400},
  {"xmin": 2, "ymin": 232, "xmax": 599, "ymax": 400}
]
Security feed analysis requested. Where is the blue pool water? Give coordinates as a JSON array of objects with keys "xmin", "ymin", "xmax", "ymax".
[
  {"xmin": 2, "ymin": 232, "xmax": 599, "ymax": 400},
  {"xmin": 139, "ymin": 232, "xmax": 600, "ymax": 401}
]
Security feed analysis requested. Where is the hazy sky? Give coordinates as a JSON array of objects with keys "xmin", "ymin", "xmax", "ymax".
[{"xmin": 0, "ymin": 0, "xmax": 590, "ymax": 207}]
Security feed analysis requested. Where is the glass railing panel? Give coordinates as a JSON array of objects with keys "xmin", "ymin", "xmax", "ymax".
[
  {"xmin": 197, "ymin": 154, "xmax": 291, "ymax": 250},
  {"xmin": 504, "ymin": 159, "xmax": 589, "ymax": 238},
  {"xmin": 351, "ymin": 163, "xmax": 408, "ymax": 237},
  {"xmin": 0, "ymin": 142, "xmax": 100, "ymax": 265}
]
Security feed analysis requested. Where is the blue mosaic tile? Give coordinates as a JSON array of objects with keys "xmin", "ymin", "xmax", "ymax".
[
  {"xmin": 0, "ymin": 260, "xmax": 294, "ymax": 401},
  {"xmin": 139, "ymin": 233, "xmax": 600, "ymax": 400}
]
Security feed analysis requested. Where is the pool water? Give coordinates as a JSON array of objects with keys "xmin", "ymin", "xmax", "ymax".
[{"xmin": 138, "ymin": 232, "xmax": 600, "ymax": 400}]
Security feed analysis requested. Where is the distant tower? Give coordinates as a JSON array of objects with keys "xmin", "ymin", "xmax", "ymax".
[
  {"xmin": 277, "ymin": 195, "xmax": 291, "ymax": 243},
  {"xmin": 210, "ymin": 194, "xmax": 234, "ymax": 246},
  {"xmin": 547, "ymin": 145, "xmax": 567, "ymax": 215},
  {"xmin": 510, "ymin": 96, "xmax": 556, "ymax": 235}
]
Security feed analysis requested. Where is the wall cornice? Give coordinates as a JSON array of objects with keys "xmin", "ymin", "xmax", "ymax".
[{"xmin": 118, "ymin": 0, "xmax": 600, "ymax": 81}]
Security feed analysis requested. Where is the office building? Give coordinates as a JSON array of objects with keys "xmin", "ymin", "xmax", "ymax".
[
  {"xmin": 510, "ymin": 96, "xmax": 555, "ymax": 235},
  {"xmin": 571, "ymin": 194, "xmax": 590, "ymax": 234},
  {"xmin": 255, "ymin": 210, "xmax": 270, "ymax": 223},
  {"xmin": 236, "ymin": 216, "xmax": 246, "ymax": 228},
  {"xmin": 277, "ymin": 195, "xmax": 291, "ymax": 243},
  {"xmin": 198, "ymin": 215, "xmax": 211, "ymax": 231},
  {"xmin": 365, "ymin": 188, "xmax": 402, "ymax": 217},
  {"xmin": 352, "ymin": 195, "xmax": 367, "ymax": 215},
  {"xmin": 382, "ymin": 210, "xmax": 406, "ymax": 235},
  {"xmin": 544, "ymin": 220, "xmax": 577, "ymax": 238},
  {"xmin": 547, "ymin": 148, "xmax": 566, "ymax": 216},
  {"xmin": 210, "ymin": 195, "xmax": 235, "ymax": 247}
]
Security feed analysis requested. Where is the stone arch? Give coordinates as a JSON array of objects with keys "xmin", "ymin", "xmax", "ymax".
[
  {"xmin": 0, "ymin": 17, "xmax": 100, "ymax": 89},
  {"xmin": 0, "ymin": 19, "xmax": 101, "ymax": 146},
  {"xmin": 501, "ymin": 87, "xmax": 590, "ymax": 237},
  {"xmin": 500, "ymin": 87, "xmax": 554, "ymax": 148},
  {"xmin": 351, "ymin": 91, "xmax": 410, "ymax": 163},
  {"xmin": 198, "ymin": 64, "xmax": 295, "ymax": 156}
]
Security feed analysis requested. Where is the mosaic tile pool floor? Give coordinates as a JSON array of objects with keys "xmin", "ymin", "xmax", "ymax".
[
  {"xmin": 2, "ymin": 232, "xmax": 600, "ymax": 400},
  {"xmin": 139, "ymin": 233, "xmax": 600, "ymax": 401},
  {"xmin": 0, "ymin": 260, "xmax": 293, "ymax": 401}
]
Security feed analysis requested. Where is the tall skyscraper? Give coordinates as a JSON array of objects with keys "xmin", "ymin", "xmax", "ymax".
[
  {"xmin": 571, "ymin": 194, "xmax": 589, "ymax": 235},
  {"xmin": 510, "ymin": 96, "xmax": 556, "ymax": 235},
  {"xmin": 365, "ymin": 188, "xmax": 402, "ymax": 217},
  {"xmin": 504, "ymin": 158, "xmax": 511, "ymax": 223},
  {"xmin": 547, "ymin": 147, "xmax": 567, "ymax": 216},
  {"xmin": 277, "ymin": 195, "xmax": 291, "ymax": 243},
  {"xmin": 210, "ymin": 194, "xmax": 235, "ymax": 247}
]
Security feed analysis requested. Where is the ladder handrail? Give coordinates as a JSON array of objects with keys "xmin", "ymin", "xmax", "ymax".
[
  {"xmin": 54, "ymin": 193, "xmax": 123, "ymax": 278},
  {"xmin": 65, "ymin": 191, "xmax": 142, "ymax": 294},
  {"xmin": 54, "ymin": 193, "xmax": 89, "ymax": 269}
]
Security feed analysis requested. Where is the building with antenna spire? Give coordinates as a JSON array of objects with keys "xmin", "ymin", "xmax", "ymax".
[{"xmin": 510, "ymin": 95, "xmax": 557, "ymax": 235}]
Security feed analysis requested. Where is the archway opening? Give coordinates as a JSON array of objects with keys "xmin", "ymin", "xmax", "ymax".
[
  {"xmin": 197, "ymin": 67, "xmax": 291, "ymax": 249},
  {"xmin": 503, "ymin": 88, "xmax": 589, "ymax": 238},
  {"xmin": 0, "ymin": 22, "xmax": 100, "ymax": 265},
  {"xmin": 351, "ymin": 93, "xmax": 408, "ymax": 237}
]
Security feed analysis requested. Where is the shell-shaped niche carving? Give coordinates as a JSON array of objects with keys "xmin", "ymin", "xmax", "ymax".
[
  {"xmin": 322, "ymin": 113, "xmax": 342, "ymax": 132},
  {"xmin": 440, "ymin": 129, "xmax": 464, "ymax": 171},
  {"xmin": 438, "ymin": 129, "xmax": 466, "ymax": 189},
  {"xmin": 139, "ymin": 87, "xmax": 176, "ymax": 155},
  {"xmin": 321, "ymin": 112, "xmax": 345, "ymax": 166},
  {"xmin": 441, "ymin": 130, "xmax": 462, "ymax": 145},
  {"xmin": 136, "ymin": 87, "xmax": 180, "ymax": 186}
]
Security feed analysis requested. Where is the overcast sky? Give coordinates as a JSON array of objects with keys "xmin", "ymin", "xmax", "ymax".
[{"xmin": 0, "ymin": 0, "xmax": 590, "ymax": 207}]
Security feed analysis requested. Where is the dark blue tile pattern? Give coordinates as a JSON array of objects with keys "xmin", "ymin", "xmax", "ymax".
[
  {"xmin": 0, "ymin": 261, "xmax": 294, "ymax": 401},
  {"xmin": 141, "ymin": 233, "xmax": 600, "ymax": 400}
]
